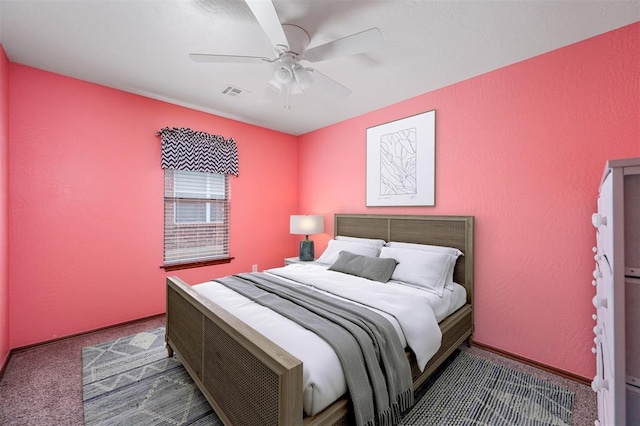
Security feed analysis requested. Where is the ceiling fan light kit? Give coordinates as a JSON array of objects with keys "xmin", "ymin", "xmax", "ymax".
[
  {"xmin": 189, "ymin": 0, "xmax": 383, "ymax": 109},
  {"xmin": 274, "ymin": 59, "xmax": 295, "ymax": 85}
]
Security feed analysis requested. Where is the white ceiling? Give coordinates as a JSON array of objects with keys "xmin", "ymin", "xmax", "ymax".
[{"xmin": 1, "ymin": 0, "xmax": 638, "ymax": 135}]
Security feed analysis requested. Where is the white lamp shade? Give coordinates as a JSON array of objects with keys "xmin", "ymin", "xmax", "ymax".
[
  {"xmin": 290, "ymin": 215, "xmax": 324, "ymax": 235},
  {"xmin": 274, "ymin": 64, "xmax": 293, "ymax": 84}
]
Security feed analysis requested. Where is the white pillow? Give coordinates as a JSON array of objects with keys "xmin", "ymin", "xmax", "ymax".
[
  {"xmin": 379, "ymin": 247, "xmax": 451, "ymax": 296},
  {"xmin": 384, "ymin": 241, "xmax": 462, "ymax": 257},
  {"xmin": 335, "ymin": 235, "xmax": 386, "ymax": 248},
  {"xmin": 316, "ymin": 240, "xmax": 381, "ymax": 265},
  {"xmin": 385, "ymin": 242, "xmax": 462, "ymax": 288}
]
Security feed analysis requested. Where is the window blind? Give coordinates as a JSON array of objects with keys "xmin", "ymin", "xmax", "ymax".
[{"xmin": 164, "ymin": 169, "xmax": 230, "ymax": 265}]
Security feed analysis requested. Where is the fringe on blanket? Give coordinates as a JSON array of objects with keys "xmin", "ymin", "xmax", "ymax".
[{"xmin": 388, "ymin": 388, "xmax": 415, "ymax": 425}]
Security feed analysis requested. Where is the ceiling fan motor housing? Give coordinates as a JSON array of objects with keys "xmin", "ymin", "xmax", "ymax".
[{"xmin": 281, "ymin": 24, "xmax": 310, "ymax": 56}]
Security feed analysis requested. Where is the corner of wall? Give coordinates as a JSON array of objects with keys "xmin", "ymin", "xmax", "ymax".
[{"xmin": 0, "ymin": 42, "xmax": 11, "ymax": 374}]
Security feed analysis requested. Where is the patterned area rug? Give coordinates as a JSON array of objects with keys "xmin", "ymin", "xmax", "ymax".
[
  {"xmin": 82, "ymin": 328, "xmax": 574, "ymax": 426},
  {"xmin": 82, "ymin": 327, "xmax": 219, "ymax": 425},
  {"xmin": 400, "ymin": 351, "xmax": 574, "ymax": 426}
]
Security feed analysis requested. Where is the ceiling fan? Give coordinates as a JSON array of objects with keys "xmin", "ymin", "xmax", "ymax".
[{"xmin": 190, "ymin": 0, "xmax": 383, "ymax": 108}]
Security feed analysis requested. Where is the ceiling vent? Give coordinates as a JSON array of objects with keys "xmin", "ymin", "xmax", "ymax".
[{"xmin": 222, "ymin": 85, "xmax": 250, "ymax": 98}]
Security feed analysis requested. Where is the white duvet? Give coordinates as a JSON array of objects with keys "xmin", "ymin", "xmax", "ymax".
[{"xmin": 192, "ymin": 263, "xmax": 466, "ymax": 416}]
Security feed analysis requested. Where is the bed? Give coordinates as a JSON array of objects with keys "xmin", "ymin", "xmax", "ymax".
[{"xmin": 165, "ymin": 214, "xmax": 474, "ymax": 426}]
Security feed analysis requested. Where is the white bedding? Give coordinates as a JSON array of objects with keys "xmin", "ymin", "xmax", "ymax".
[{"xmin": 192, "ymin": 263, "xmax": 467, "ymax": 416}]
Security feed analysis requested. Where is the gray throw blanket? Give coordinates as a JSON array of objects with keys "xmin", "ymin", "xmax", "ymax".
[{"xmin": 215, "ymin": 272, "xmax": 413, "ymax": 426}]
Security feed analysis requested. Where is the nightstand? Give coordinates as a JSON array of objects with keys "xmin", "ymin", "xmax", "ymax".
[{"xmin": 284, "ymin": 257, "xmax": 314, "ymax": 265}]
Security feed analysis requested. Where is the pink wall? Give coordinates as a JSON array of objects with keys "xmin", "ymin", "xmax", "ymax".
[
  {"xmin": 0, "ymin": 45, "xmax": 9, "ymax": 368},
  {"xmin": 298, "ymin": 22, "xmax": 640, "ymax": 379},
  {"xmin": 4, "ymin": 22, "xmax": 638, "ymax": 380},
  {"xmin": 8, "ymin": 65, "xmax": 299, "ymax": 348}
]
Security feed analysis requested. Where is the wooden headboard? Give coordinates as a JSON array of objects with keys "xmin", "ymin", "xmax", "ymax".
[{"xmin": 334, "ymin": 214, "xmax": 474, "ymax": 304}]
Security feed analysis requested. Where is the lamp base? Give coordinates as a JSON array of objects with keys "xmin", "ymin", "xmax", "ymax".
[{"xmin": 299, "ymin": 238, "xmax": 315, "ymax": 261}]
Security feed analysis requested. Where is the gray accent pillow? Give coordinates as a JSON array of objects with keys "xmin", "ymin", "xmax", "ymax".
[{"xmin": 328, "ymin": 251, "xmax": 398, "ymax": 283}]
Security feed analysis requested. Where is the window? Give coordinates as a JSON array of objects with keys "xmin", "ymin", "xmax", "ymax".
[{"xmin": 164, "ymin": 169, "xmax": 230, "ymax": 267}]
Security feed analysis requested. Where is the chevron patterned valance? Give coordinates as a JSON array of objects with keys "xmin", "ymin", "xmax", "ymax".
[{"xmin": 158, "ymin": 127, "xmax": 239, "ymax": 176}]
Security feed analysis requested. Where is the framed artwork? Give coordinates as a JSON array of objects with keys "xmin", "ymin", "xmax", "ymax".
[{"xmin": 366, "ymin": 110, "xmax": 435, "ymax": 206}]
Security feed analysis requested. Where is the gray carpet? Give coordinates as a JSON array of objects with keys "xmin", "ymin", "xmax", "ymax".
[{"xmin": 82, "ymin": 328, "xmax": 574, "ymax": 426}]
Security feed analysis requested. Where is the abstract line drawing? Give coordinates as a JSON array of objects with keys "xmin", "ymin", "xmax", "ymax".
[
  {"xmin": 366, "ymin": 110, "xmax": 435, "ymax": 206},
  {"xmin": 379, "ymin": 127, "xmax": 417, "ymax": 196}
]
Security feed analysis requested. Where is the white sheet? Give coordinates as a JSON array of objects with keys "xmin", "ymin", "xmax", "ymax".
[{"xmin": 191, "ymin": 264, "xmax": 467, "ymax": 416}]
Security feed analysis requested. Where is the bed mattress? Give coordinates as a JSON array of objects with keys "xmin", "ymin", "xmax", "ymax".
[{"xmin": 192, "ymin": 263, "xmax": 467, "ymax": 416}]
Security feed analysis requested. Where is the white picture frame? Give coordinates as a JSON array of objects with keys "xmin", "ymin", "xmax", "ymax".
[{"xmin": 366, "ymin": 110, "xmax": 436, "ymax": 206}]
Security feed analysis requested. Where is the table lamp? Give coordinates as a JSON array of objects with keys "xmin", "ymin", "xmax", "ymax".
[{"xmin": 290, "ymin": 215, "xmax": 324, "ymax": 261}]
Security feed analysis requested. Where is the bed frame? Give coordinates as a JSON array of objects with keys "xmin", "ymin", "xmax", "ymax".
[{"xmin": 165, "ymin": 214, "xmax": 474, "ymax": 426}]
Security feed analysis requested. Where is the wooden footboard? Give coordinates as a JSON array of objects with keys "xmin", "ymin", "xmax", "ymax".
[{"xmin": 166, "ymin": 276, "xmax": 303, "ymax": 426}]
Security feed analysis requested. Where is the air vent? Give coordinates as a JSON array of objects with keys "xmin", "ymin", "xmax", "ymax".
[{"xmin": 221, "ymin": 85, "xmax": 250, "ymax": 98}]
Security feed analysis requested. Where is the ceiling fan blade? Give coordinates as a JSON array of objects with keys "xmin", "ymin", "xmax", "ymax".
[
  {"xmin": 310, "ymin": 69, "xmax": 351, "ymax": 99},
  {"xmin": 189, "ymin": 53, "xmax": 271, "ymax": 63},
  {"xmin": 304, "ymin": 28, "xmax": 383, "ymax": 63},
  {"xmin": 245, "ymin": 0, "xmax": 289, "ymax": 50}
]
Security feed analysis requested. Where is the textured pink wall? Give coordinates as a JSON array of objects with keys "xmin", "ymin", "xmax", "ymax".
[
  {"xmin": 298, "ymin": 23, "xmax": 640, "ymax": 379},
  {"xmin": 8, "ymin": 65, "xmax": 298, "ymax": 348},
  {"xmin": 0, "ymin": 44, "xmax": 9, "ymax": 368}
]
